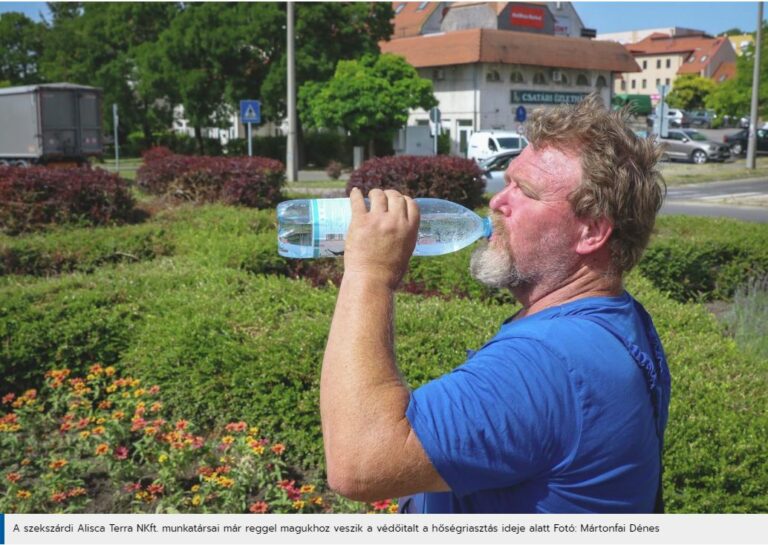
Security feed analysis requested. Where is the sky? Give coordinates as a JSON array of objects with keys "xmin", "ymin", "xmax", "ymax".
[{"xmin": 0, "ymin": 1, "xmax": 765, "ymax": 36}]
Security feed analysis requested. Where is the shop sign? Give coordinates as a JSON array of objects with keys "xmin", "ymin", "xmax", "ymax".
[
  {"xmin": 510, "ymin": 6, "xmax": 545, "ymax": 29},
  {"xmin": 510, "ymin": 90, "xmax": 589, "ymax": 105}
]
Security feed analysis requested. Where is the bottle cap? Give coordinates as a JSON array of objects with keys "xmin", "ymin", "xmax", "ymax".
[{"xmin": 482, "ymin": 217, "xmax": 493, "ymax": 238}]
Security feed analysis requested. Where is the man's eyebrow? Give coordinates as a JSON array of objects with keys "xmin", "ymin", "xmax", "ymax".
[{"xmin": 511, "ymin": 175, "xmax": 541, "ymax": 199}]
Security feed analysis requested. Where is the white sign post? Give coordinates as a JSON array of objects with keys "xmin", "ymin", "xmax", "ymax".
[
  {"xmin": 239, "ymin": 100, "xmax": 261, "ymax": 157},
  {"xmin": 113, "ymin": 104, "xmax": 119, "ymax": 174}
]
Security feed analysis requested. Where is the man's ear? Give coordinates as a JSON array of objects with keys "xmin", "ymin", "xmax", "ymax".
[{"xmin": 575, "ymin": 216, "xmax": 613, "ymax": 256}]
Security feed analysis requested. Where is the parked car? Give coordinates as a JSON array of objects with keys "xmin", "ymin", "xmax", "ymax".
[
  {"xmin": 646, "ymin": 108, "xmax": 691, "ymax": 129},
  {"xmin": 468, "ymin": 130, "xmax": 528, "ymax": 162},
  {"xmin": 689, "ymin": 110, "xmax": 717, "ymax": 128},
  {"xmin": 659, "ymin": 129, "xmax": 731, "ymax": 164},
  {"xmin": 478, "ymin": 149, "xmax": 523, "ymax": 194},
  {"xmin": 723, "ymin": 128, "xmax": 768, "ymax": 156}
]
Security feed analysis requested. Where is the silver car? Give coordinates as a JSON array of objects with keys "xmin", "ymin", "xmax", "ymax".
[
  {"xmin": 659, "ymin": 129, "xmax": 731, "ymax": 164},
  {"xmin": 479, "ymin": 149, "xmax": 522, "ymax": 194}
]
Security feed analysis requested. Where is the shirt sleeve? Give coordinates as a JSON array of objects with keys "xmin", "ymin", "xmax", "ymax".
[{"xmin": 406, "ymin": 336, "xmax": 581, "ymax": 497}]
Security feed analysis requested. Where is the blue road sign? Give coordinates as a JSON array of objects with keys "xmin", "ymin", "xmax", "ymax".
[
  {"xmin": 515, "ymin": 105, "xmax": 527, "ymax": 123},
  {"xmin": 240, "ymin": 100, "xmax": 261, "ymax": 124}
]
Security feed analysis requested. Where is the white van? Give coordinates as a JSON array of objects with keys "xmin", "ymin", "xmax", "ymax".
[{"xmin": 467, "ymin": 130, "xmax": 528, "ymax": 162}]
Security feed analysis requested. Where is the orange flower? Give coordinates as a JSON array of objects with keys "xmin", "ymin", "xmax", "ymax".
[
  {"xmin": 292, "ymin": 500, "xmax": 305, "ymax": 510},
  {"xmin": 225, "ymin": 421, "xmax": 247, "ymax": 433},
  {"xmin": 92, "ymin": 426, "xmax": 105, "ymax": 435},
  {"xmin": 148, "ymin": 385, "xmax": 160, "ymax": 395},
  {"xmin": 6, "ymin": 472, "xmax": 21, "ymax": 483},
  {"xmin": 221, "ymin": 435, "xmax": 235, "ymax": 445},
  {"xmin": 95, "ymin": 443, "xmax": 109, "ymax": 456},
  {"xmin": 51, "ymin": 491, "xmax": 68, "ymax": 503},
  {"xmin": 1, "ymin": 392, "xmax": 15, "ymax": 404},
  {"xmin": 16, "ymin": 489, "xmax": 31, "ymax": 499},
  {"xmin": 59, "ymin": 422, "xmax": 72, "ymax": 432},
  {"xmin": 105, "ymin": 366, "xmax": 116, "ymax": 376},
  {"xmin": 249, "ymin": 501, "xmax": 269, "ymax": 513},
  {"xmin": 311, "ymin": 496, "xmax": 323, "ymax": 506},
  {"xmin": 89, "ymin": 363, "xmax": 103, "ymax": 375},
  {"xmin": 144, "ymin": 426, "xmax": 157, "ymax": 436},
  {"xmin": 112, "ymin": 410, "xmax": 125, "ymax": 421},
  {"xmin": 49, "ymin": 459, "xmax": 68, "ymax": 470},
  {"xmin": 68, "ymin": 487, "xmax": 87, "ymax": 498},
  {"xmin": 300, "ymin": 484, "xmax": 315, "ymax": 494},
  {"xmin": 150, "ymin": 402, "xmax": 162, "ymax": 412},
  {"xmin": 175, "ymin": 419, "xmax": 189, "ymax": 431},
  {"xmin": 76, "ymin": 417, "xmax": 90, "ymax": 429},
  {"xmin": 147, "ymin": 483, "xmax": 164, "ymax": 496},
  {"xmin": 97, "ymin": 400, "xmax": 112, "ymax": 410},
  {"xmin": 271, "ymin": 443, "xmax": 285, "ymax": 455}
]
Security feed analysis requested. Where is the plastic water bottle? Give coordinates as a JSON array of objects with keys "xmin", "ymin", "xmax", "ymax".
[{"xmin": 277, "ymin": 198, "xmax": 492, "ymax": 258}]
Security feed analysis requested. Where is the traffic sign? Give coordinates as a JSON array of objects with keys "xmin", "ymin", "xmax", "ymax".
[
  {"xmin": 240, "ymin": 100, "xmax": 261, "ymax": 124},
  {"xmin": 515, "ymin": 105, "xmax": 527, "ymax": 123}
]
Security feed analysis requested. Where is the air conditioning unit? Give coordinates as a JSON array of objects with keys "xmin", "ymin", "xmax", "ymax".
[
  {"xmin": 433, "ymin": 68, "xmax": 445, "ymax": 81},
  {"xmin": 551, "ymin": 70, "xmax": 563, "ymax": 83}
]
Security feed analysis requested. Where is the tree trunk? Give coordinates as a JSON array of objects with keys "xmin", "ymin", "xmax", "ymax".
[
  {"xmin": 367, "ymin": 139, "xmax": 375, "ymax": 160},
  {"xmin": 141, "ymin": 101, "xmax": 154, "ymax": 150},
  {"xmin": 194, "ymin": 125, "xmax": 205, "ymax": 155}
]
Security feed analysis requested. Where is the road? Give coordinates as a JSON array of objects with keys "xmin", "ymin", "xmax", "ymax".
[{"xmin": 661, "ymin": 178, "xmax": 768, "ymax": 223}]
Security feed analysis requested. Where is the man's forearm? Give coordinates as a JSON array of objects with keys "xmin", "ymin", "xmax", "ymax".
[{"xmin": 320, "ymin": 272, "xmax": 411, "ymax": 497}]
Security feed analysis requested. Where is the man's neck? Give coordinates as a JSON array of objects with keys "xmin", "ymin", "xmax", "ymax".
[{"xmin": 512, "ymin": 266, "xmax": 623, "ymax": 320}]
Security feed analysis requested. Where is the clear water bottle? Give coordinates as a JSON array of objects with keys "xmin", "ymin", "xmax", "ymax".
[{"xmin": 277, "ymin": 198, "xmax": 492, "ymax": 258}]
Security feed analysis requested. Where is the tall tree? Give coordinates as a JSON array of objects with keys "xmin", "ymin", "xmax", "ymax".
[
  {"xmin": 0, "ymin": 12, "xmax": 45, "ymax": 86},
  {"xmin": 706, "ymin": 27, "xmax": 768, "ymax": 119},
  {"xmin": 666, "ymin": 74, "xmax": 716, "ymax": 111},
  {"xmin": 301, "ymin": 54, "xmax": 437, "ymax": 157},
  {"xmin": 40, "ymin": 3, "xmax": 181, "ymax": 147},
  {"xmin": 261, "ymin": 2, "xmax": 394, "ymax": 164}
]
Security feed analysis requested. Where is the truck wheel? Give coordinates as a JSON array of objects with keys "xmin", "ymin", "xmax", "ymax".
[
  {"xmin": 691, "ymin": 150, "xmax": 707, "ymax": 164},
  {"xmin": 731, "ymin": 143, "xmax": 743, "ymax": 156}
]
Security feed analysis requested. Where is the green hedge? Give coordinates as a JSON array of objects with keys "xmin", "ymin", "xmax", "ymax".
[
  {"xmin": 1, "ymin": 204, "xmax": 766, "ymax": 512},
  {"xmin": 639, "ymin": 216, "xmax": 768, "ymax": 302},
  {"xmin": 0, "ymin": 224, "xmax": 173, "ymax": 277}
]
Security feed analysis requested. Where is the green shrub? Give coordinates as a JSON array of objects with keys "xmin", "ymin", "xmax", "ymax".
[
  {"xmin": 638, "ymin": 216, "xmax": 768, "ymax": 301},
  {"xmin": 0, "ymin": 224, "xmax": 173, "ymax": 277},
  {"xmin": 723, "ymin": 274, "xmax": 768, "ymax": 360}
]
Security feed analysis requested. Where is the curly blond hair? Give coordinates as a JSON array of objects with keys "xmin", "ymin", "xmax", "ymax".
[{"xmin": 524, "ymin": 93, "xmax": 666, "ymax": 273}]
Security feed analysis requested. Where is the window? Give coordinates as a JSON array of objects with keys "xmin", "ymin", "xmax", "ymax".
[
  {"xmin": 417, "ymin": 1, "xmax": 429, "ymax": 10},
  {"xmin": 576, "ymin": 74, "xmax": 589, "ymax": 86},
  {"xmin": 656, "ymin": 78, "xmax": 660, "ymax": 87},
  {"xmin": 486, "ymin": 70, "xmax": 501, "ymax": 82},
  {"xmin": 688, "ymin": 54, "xmax": 696, "ymax": 63},
  {"xmin": 642, "ymin": 79, "xmax": 647, "ymax": 89},
  {"xmin": 665, "ymin": 78, "xmax": 670, "ymax": 85},
  {"xmin": 621, "ymin": 80, "xmax": 626, "ymax": 91},
  {"xmin": 395, "ymin": 3, "xmax": 406, "ymax": 14},
  {"xmin": 510, "ymin": 71, "xmax": 525, "ymax": 83},
  {"xmin": 666, "ymin": 58, "xmax": 671, "ymax": 68},
  {"xmin": 701, "ymin": 55, "xmax": 708, "ymax": 62},
  {"xmin": 596, "ymin": 75, "xmax": 607, "ymax": 88},
  {"xmin": 657, "ymin": 59, "xmax": 661, "ymax": 69},
  {"xmin": 488, "ymin": 138, "xmax": 498, "ymax": 152},
  {"xmin": 642, "ymin": 60, "xmax": 647, "ymax": 69},
  {"xmin": 533, "ymin": 72, "xmax": 547, "ymax": 84},
  {"xmin": 432, "ymin": 68, "xmax": 445, "ymax": 80},
  {"xmin": 631, "ymin": 79, "xmax": 636, "ymax": 89}
]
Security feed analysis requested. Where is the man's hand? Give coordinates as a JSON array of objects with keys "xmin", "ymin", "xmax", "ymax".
[{"xmin": 344, "ymin": 187, "xmax": 420, "ymax": 290}]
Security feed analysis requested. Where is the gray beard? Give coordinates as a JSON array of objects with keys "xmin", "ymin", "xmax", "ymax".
[{"xmin": 469, "ymin": 240, "xmax": 528, "ymax": 289}]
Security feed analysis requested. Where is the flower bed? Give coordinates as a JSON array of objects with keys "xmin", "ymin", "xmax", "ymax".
[{"xmin": 0, "ymin": 364, "xmax": 394, "ymax": 514}]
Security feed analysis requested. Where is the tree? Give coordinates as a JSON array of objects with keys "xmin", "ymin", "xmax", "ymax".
[
  {"xmin": 719, "ymin": 27, "xmax": 745, "ymax": 37},
  {"xmin": 260, "ymin": 2, "xmax": 394, "ymax": 164},
  {"xmin": 301, "ymin": 53, "xmax": 437, "ymax": 157},
  {"xmin": 0, "ymin": 12, "xmax": 45, "ymax": 85},
  {"xmin": 706, "ymin": 26, "xmax": 768, "ymax": 120},
  {"xmin": 666, "ymin": 74, "xmax": 716, "ymax": 111},
  {"xmin": 39, "ymin": 3, "xmax": 181, "ymax": 148}
]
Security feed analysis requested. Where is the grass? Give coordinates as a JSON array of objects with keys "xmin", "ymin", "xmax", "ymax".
[
  {"xmin": 94, "ymin": 158, "xmax": 143, "ymax": 182},
  {"xmin": 724, "ymin": 275, "xmax": 768, "ymax": 360},
  {"xmin": 660, "ymin": 155, "xmax": 768, "ymax": 186}
]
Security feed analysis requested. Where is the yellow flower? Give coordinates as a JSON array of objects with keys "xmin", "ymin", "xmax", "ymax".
[
  {"xmin": 144, "ymin": 426, "xmax": 157, "ymax": 436},
  {"xmin": 190, "ymin": 485, "xmax": 200, "ymax": 492},
  {"xmin": 122, "ymin": 392, "xmax": 130, "ymax": 399},
  {"xmin": 249, "ymin": 426, "xmax": 259, "ymax": 435},
  {"xmin": 388, "ymin": 503, "xmax": 398, "ymax": 513},
  {"xmin": 300, "ymin": 484, "xmax": 315, "ymax": 494},
  {"xmin": 92, "ymin": 426, "xmax": 105, "ymax": 435},
  {"xmin": 131, "ymin": 379, "xmax": 141, "ymax": 387},
  {"xmin": 17, "ymin": 490, "xmax": 31, "ymax": 499},
  {"xmin": 191, "ymin": 494, "xmax": 202, "ymax": 506},
  {"xmin": 158, "ymin": 454, "xmax": 169, "ymax": 463},
  {"xmin": 312, "ymin": 496, "xmax": 323, "ymax": 506},
  {"xmin": 105, "ymin": 366, "xmax": 116, "ymax": 376},
  {"xmin": 134, "ymin": 388, "xmax": 146, "ymax": 397},
  {"xmin": 217, "ymin": 476, "xmax": 235, "ymax": 488},
  {"xmin": 251, "ymin": 445, "xmax": 265, "ymax": 456},
  {"xmin": 21, "ymin": 458, "xmax": 31, "ymax": 466},
  {"xmin": 95, "ymin": 443, "xmax": 109, "ymax": 456},
  {"xmin": 292, "ymin": 500, "xmax": 305, "ymax": 510},
  {"xmin": 95, "ymin": 418, "xmax": 106, "ymax": 425},
  {"xmin": 106, "ymin": 384, "xmax": 117, "ymax": 393},
  {"xmin": 221, "ymin": 435, "xmax": 235, "ymax": 445},
  {"xmin": 79, "ymin": 430, "xmax": 91, "ymax": 439}
]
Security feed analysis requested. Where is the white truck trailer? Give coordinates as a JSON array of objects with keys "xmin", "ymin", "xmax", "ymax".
[{"xmin": 0, "ymin": 83, "xmax": 103, "ymax": 166}]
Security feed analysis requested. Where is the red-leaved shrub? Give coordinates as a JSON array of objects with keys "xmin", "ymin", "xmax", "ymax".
[
  {"xmin": 347, "ymin": 155, "xmax": 485, "ymax": 209},
  {"xmin": 0, "ymin": 166, "xmax": 136, "ymax": 234},
  {"xmin": 136, "ymin": 148, "xmax": 285, "ymax": 208}
]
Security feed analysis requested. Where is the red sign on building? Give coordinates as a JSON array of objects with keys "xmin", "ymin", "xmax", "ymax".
[{"xmin": 510, "ymin": 5, "xmax": 545, "ymax": 29}]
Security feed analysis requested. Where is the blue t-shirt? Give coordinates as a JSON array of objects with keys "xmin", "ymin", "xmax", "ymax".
[{"xmin": 404, "ymin": 291, "xmax": 671, "ymax": 513}]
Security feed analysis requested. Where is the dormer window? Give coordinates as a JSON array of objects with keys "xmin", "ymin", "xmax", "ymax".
[
  {"xmin": 486, "ymin": 70, "xmax": 501, "ymax": 82},
  {"xmin": 417, "ymin": 1, "xmax": 429, "ymax": 10},
  {"xmin": 700, "ymin": 55, "xmax": 708, "ymax": 62},
  {"xmin": 510, "ymin": 71, "xmax": 525, "ymax": 83},
  {"xmin": 576, "ymin": 74, "xmax": 590, "ymax": 86},
  {"xmin": 533, "ymin": 72, "xmax": 547, "ymax": 84},
  {"xmin": 395, "ymin": 3, "xmax": 406, "ymax": 14}
]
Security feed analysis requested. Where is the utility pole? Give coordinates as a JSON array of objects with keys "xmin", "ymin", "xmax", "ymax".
[
  {"xmin": 286, "ymin": 2, "xmax": 298, "ymax": 182},
  {"xmin": 747, "ymin": 1, "xmax": 763, "ymax": 169}
]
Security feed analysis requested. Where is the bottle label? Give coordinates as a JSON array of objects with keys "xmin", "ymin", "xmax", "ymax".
[{"xmin": 312, "ymin": 198, "xmax": 351, "ymax": 257}]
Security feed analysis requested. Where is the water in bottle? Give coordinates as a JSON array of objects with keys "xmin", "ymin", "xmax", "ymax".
[{"xmin": 277, "ymin": 198, "xmax": 492, "ymax": 258}]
